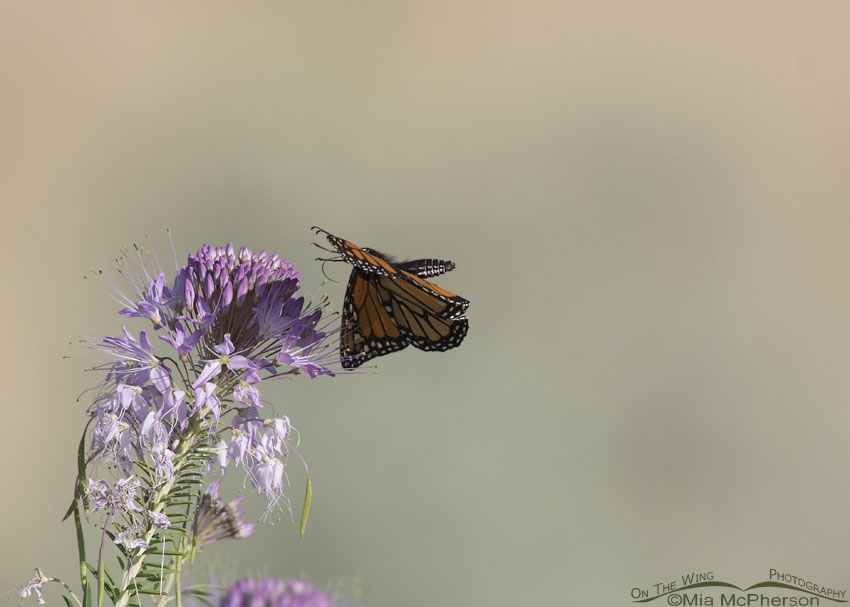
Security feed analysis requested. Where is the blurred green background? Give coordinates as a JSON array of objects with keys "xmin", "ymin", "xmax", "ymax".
[{"xmin": 2, "ymin": 2, "xmax": 850, "ymax": 605}]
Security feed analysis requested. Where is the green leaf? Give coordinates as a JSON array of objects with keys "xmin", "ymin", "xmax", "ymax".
[
  {"xmin": 133, "ymin": 465, "xmax": 154, "ymax": 481},
  {"xmin": 183, "ymin": 587, "xmax": 214, "ymax": 606},
  {"xmin": 135, "ymin": 587, "xmax": 175, "ymax": 595},
  {"xmin": 164, "ymin": 526, "xmax": 189, "ymax": 536},
  {"xmin": 133, "ymin": 462, "xmax": 155, "ymax": 479},
  {"xmin": 135, "ymin": 570, "xmax": 178, "ymax": 579},
  {"xmin": 190, "ymin": 449, "xmax": 216, "ymax": 456},
  {"xmin": 63, "ymin": 431, "xmax": 89, "ymax": 521},
  {"xmin": 165, "ymin": 492, "xmax": 195, "ymax": 500},
  {"xmin": 150, "ymin": 551, "xmax": 186, "ymax": 557},
  {"xmin": 300, "ymin": 474, "xmax": 312, "ymax": 540},
  {"xmin": 62, "ymin": 595, "xmax": 73, "ymax": 607}
]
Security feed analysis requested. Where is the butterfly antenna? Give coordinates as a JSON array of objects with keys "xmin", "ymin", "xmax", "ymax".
[
  {"xmin": 311, "ymin": 226, "xmax": 331, "ymax": 237},
  {"xmin": 311, "ymin": 242, "xmax": 339, "ymax": 254}
]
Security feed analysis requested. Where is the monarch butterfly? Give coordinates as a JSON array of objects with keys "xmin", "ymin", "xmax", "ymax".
[{"xmin": 312, "ymin": 227, "xmax": 470, "ymax": 369}]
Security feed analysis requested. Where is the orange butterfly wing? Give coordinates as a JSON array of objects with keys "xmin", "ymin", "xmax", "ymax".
[{"xmin": 313, "ymin": 227, "xmax": 469, "ymax": 369}]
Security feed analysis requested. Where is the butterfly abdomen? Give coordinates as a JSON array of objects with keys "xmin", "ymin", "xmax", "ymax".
[{"xmin": 397, "ymin": 258, "xmax": 456, "ymax": 278}]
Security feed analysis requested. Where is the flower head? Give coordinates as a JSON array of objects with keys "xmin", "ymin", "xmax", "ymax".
[
  {"xmin": 85, "ymin": 477, "xmax": 144, "ymax": 514},
  {"xmin": 114, "ymin": 524, "xmax": 149, "ymax": 551},
  {"xmin": 219, "ymin": 577, "xmax": 331, "ymax": 607},
  {"xmin": 19, "ymin": 570, "xmax": 49, "ymax": 605},
  {"xmin": 84, "ymin": 240, "xmax": 339, "ymax": 516}
]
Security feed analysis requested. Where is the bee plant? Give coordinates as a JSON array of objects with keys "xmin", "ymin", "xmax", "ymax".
[{"xmin": 21, "ymin": 241, "xmax": 339, "ymax": 607}]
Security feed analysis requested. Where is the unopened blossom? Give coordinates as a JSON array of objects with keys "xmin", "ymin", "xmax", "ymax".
[{"xmin": 193, "ymin": 482, "xmax": 255, "ymax": 546}]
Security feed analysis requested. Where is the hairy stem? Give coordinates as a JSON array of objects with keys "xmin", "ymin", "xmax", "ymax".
[{"xmin": 113, "ymin": 429, "xmax": 199, "ymax": 607}]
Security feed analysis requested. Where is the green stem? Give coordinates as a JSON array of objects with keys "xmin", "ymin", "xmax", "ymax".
[
  {"xmin": 72, "ymin": 498, "xmax": 90, "ymax": 607},
  {"xmin": 175, "ymin": 548, "xmax": 184, "ymax": 607},
  {"xmin": 95, "ymin": 509, "xmax": 113, "ymax": 607},
  {"xmin": 97, "ymin": 557, "xmax": 105, "ymax": 607}
]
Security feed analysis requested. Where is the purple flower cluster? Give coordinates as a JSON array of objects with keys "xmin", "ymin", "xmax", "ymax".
[
  {"xmin": 86, "ymin": 243, "xmax": 337, "ymax": 516},
  {"xmin": 85, "ymin": 476, "xmax": 143, "ymax": 515},
  {"xmin": 219, "ymin": 577, "xmax": 331, "ymax": 607}
]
